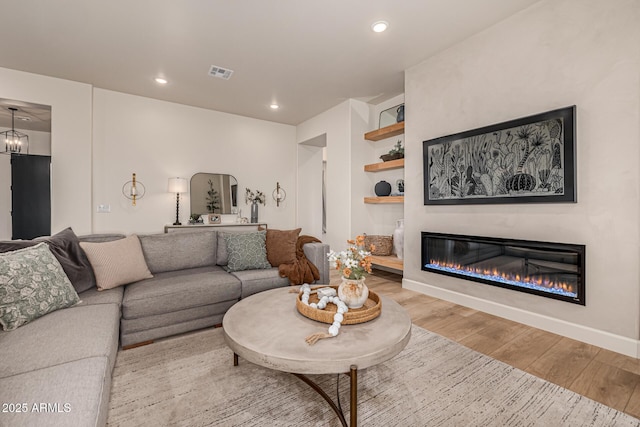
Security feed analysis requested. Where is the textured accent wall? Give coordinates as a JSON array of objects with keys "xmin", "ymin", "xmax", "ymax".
[{"xmin": 404, "ymin": 0, "xmax": 640, "ymax": 347}]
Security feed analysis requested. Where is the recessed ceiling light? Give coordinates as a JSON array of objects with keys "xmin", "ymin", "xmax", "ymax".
[
  {"xmin": 154, "ymin": 77, "xmax": 168, "ymax": 85},
  {"xmin": 371, "ymin": 21, "xmax": 389, "ymax": 33},
  {"xmin": 270, "ymin": 104, "xmax": 279, "ymax": 110}
]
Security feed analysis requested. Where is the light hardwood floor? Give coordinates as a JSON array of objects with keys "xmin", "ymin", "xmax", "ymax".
[{"xmin": 333, "ymin": 269, "xmax": 640, "ymax": 419}]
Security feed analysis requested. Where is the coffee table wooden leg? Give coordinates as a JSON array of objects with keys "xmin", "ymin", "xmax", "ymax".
[
  {"xmin": 350, "ymin": 365, "xmax": 357, "ymax": 427},
  {"xmin": 233, "ymin": 353, "xmax": 239, "ymax": 366}
]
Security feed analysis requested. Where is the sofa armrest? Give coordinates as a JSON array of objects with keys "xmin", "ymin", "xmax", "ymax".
[{"xmin": 302, "ymin": 242, "xmax": 330, "ymax": 285}]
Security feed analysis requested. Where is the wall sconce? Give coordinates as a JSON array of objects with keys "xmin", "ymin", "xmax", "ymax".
[
  {"xmin": 168, "ymin": 177, "xmax": 188, "ymax": 225},
  {"xmin": 272, "ymin": 182, "xmax": 286, "ymax": 207},
  {"xmin": 122, "ymin": 173, "xmax": 146, "ymax": 206}
]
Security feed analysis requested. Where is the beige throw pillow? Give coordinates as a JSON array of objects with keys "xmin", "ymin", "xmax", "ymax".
[{"xmin": 79, "ymin": 235, "xmax": 152, "ymax": 290}]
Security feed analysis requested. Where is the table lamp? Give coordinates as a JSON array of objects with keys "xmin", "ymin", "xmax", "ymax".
[{"xmin": 168, "ymin": 177, "xmax": 188, "ymax": 225}]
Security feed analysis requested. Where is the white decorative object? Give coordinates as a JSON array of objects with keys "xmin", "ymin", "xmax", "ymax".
[
  {"xmin": 299, "ymin": 284, "xmax": 348, "ymax": 342},
  {"xmin": 220, "ymin": 214, "xmax": 237, "ymax": 224},
  {"xmin": 393, "ymin": 219, "xmax": 404, "ymax": 260},
  {"xmin": 337, "ymin": 277, "xmax": 369, "ymax": 309},
  {"xmin": 316, "ymin": 287, "xmax": 337, "ymax": 299}
]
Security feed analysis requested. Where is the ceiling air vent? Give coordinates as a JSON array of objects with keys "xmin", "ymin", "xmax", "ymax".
[{"xmin": 208, "ymin": 65, "xmax": 234, "ymax": 80}]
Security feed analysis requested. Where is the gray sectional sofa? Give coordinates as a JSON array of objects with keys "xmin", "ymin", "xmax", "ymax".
[{"xmin": 0, "ymin": 229, "xmax": 329, "ymax": 427}]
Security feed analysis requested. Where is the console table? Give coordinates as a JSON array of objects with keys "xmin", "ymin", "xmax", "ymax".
[{"xmin": 163, "ymin": 223, "xmax": 267, "ymax": 233}]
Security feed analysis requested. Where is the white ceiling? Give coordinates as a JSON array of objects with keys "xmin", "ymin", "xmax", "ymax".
[
  {"xmin": 0, "ymin": 0, "xmax": 540, "ymax": 126},
  {"xmin": 0, "ymin": 99, "xmax": 51, "ymax": 132}
]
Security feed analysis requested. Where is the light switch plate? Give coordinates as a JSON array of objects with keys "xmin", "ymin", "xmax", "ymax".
[{"xmin": 97, "ymin": 204, "xmax": 111, "ymax": 213}]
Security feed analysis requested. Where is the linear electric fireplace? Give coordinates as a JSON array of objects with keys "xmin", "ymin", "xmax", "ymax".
[{"xmin": 421, "ymin": 232, "xmax": 585, "ymax": 305}]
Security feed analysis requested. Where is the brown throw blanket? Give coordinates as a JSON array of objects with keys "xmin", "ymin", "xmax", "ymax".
[{"xmin": 279, "ymin": 235, "xmax": 322, "ymax": 285}]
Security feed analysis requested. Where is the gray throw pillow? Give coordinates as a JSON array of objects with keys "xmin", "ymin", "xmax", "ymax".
[
  {"xmin": 0, "ymin": 243, "xmax": 80, "ymax": 331},
  {"xmin": 223, "ymin": 231, "xmax": 271, "ymax": 272},
  {"xmin": 0, "ymin": 227, "xmax": 96, "ymax": 293}
]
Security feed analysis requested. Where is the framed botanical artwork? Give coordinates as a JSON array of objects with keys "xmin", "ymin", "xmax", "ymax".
[
  {"xmin": 209, "ymin": 214, "xmax": 221, "ymax": 224},
  {"xmin": 423, "ymin": 106, "xmax": 576, "ymax": 205}
]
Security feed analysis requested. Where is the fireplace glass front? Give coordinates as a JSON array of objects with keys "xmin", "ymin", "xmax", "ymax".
[{"xmin": 421, "ymin": 232, "xmax": 585, "ymax": 305}]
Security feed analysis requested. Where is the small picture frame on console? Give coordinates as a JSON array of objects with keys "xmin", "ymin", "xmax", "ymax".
[
  {"xmin": 423, "ymin": 106, "xmax": 576, "ymax": 205},
  {"xmin": 209, "ymin": 214, "xmax": 221, "ymax": 224}
]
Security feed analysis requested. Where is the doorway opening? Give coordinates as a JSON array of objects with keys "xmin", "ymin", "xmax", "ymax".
[{"xmin": 0, "ymin": 98, "xmax": 52, "ymax": 239}]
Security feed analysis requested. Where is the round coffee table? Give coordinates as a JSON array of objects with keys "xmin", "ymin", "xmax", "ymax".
[{"xmin": 223, "ymin": 286, "xmax": 411, "ymax": 426}]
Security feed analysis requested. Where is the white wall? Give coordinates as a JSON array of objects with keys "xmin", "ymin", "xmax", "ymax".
[
  {"xmin": 296, "ymin": 139, "xmax": 324, "ymax": 240},
  {"xmin": 404, "ymin": 0, "xmax": 640, "ymax": 355},
  {"xmin": 297, "ymin": 100, "xmax": 353, "ymax": 250},
  {"xmin": 0, "ymin": 67, "xmax": 93, "ymax": 235},
  {"xmin": 349, "ymin": 99, "xmax": 376, "ymax": 238},
  {"xmin": 92, "ymin": 89, "xmax": 297, "ymax": 234},
  {"xmin": 296, "ymin": 97, "xmax": 407, "ymax": 249}
]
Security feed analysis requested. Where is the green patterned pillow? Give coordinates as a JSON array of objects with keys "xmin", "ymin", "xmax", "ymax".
[
  {"xmin": 224, "ymin": 231, "xmax": 271, "ymax": 272},
  {"xmin": 0, "ymin": 243, "xmax": 80, "ymax": 331}
]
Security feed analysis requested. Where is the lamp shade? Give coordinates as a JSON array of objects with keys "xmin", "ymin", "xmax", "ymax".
[{"xmin": 168, "ymin": 177, "xmax": 188, "ymax": 193}]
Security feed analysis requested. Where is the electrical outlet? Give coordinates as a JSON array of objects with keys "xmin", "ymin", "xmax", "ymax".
[{"xmin": 97, "ymin": 204, "xmax": 111, "ymax": 213}]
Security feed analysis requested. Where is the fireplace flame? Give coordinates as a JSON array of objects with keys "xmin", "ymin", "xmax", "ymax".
[{"xmin": 428, "ymin": 259, "xmax": 576, "ymax": 295}]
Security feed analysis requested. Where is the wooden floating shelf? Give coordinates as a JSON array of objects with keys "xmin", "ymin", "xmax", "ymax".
[
  {"xmin": 370, "ymin": 255, "xmax": 404, "ymax": 271},
  {"xmin": 364, "ymin": 196, "xmax": 404, "ymax": 204},
  {"xmin": 364, "ymin": 122, "xmax": 405, "ymax": 141},
  {"xmin": 364, "ymin": 158, "xmax": 404, "ymax": 172}
]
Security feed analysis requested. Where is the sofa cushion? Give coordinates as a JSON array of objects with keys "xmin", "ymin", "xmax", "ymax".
[
  {"xmin": 0, "ymin": 243, "xmax": 80, "ymax": 331},
  {"xmin": 216, "ymin": 232, "xmax": 229, "ymax": 265},
  {"xmin": 120, "ymin": 300, "xmax": 236, "ymax": 334},
  {"xmin": 231, "ymin": 268, "xmax": 290, "ymax": 298},
  {"xmin": 0, "ymin": 357, "xmax": 111, "ymax": 427},
  {"xmin": 0, "ymin": 303, "xmax": 120, "ymax": 379},
  {"xmin": 76, "ymin": 286, "xmax": 124, "ymax": 308},
  {"xmin": 122, "ymin": 266, "xmax": 241, "ymax": 319},
  {"xmin": 80, "ymin": 235, "xmax": 153, "ymax": 290},
  {"xmin": 139, "ymin": 231, "xmax": 216, "ymax": 274},
  {"xmin": 223, "ymin": 231, "xmax": 271, "ymax": 272},
  {"xmin": 120, "ymin": 315, "xmax": 226, "ymax": 348},
  {"xmin": 0, "ymin": 227, "xmax": 96, "ymax": 293},
  {"xmin": 265, "ymin": 228, "xmax": 301, "ymax": 266}
]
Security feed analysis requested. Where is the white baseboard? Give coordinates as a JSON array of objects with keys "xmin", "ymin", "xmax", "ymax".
[{"xmin": 403, "ymin": 278, "xmax": 639, "ymax": 358}]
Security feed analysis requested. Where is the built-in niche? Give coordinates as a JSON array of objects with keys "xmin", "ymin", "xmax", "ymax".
[{"xmin": 0, "ymin": 98, "xmax": 52, "ymax": 239}]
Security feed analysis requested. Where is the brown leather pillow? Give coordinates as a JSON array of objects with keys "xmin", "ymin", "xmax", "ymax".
[{"xmin": 265, "ymin": 228, "xmax": 301, "ymax": 267}]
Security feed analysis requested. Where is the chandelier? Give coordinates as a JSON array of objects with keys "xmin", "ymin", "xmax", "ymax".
[{"xmin": 2, "ymin": 107, "xmax": 29, "ymax": 154}]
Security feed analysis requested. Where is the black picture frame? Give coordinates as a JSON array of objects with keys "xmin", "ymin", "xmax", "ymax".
[{"xmin": 423, "ymin": 106, "xmax": 576, "ymax": 205}]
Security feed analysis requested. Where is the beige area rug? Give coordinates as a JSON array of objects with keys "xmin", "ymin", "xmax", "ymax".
[{"xmin": 107, "ymin": 325, "xmax": 640, "ymax": 427}]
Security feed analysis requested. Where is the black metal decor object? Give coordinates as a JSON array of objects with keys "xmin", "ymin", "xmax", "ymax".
[{"xmin": 423, "ymin": 106, "xmax": 576, "ymax": 205}]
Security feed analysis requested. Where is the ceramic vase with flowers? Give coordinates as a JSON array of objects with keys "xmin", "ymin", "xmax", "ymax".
[
  {"xmin": 245, "ymin": 188, "xmax": 266, "ymax": 223},
  {"xmin": 327, "ymin": 235, "xmax": 374, "ymax": 309}
]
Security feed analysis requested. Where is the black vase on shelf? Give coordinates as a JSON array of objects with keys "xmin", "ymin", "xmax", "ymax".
[{"xmin": 374, "ymin": 180, "xmax": 392, "ymax": 197}]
